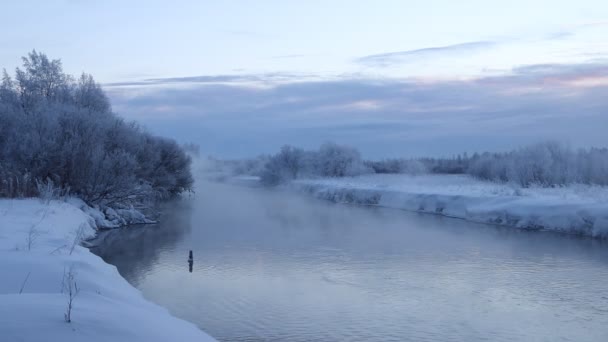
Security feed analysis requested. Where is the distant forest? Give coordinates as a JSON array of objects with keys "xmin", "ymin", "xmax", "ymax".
[
  {"xmin": 0, "ymin": 51, "xmax": 193, "ymax": 205},
  {"xmin": 210, "ymin": 141, "xmax": 608, "ymax": 187}
]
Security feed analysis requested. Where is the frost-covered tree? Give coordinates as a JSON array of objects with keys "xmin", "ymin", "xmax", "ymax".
[
  {"xmin": 260, "ymin": 145, "xmax": 306, "ymax": 186},
  {"xmin": 248, "ymin": 140, "xmax": 608, "ymax": 187},
  {"xmin": 466, "ymin": 142, "xmax": 608, "ymax": 187},
  {"xmin": 0, "ymin": 51, "xmax": 193, "ymax": 205},
  {"xmin": 260, "ymin": 143, "xmax": 369, "ymax": 186},
  {"xmin": 314, "ymin": 142, "xmax": 368, "ymax": 177},
  {"xmin": 73, "ymin": 73, "xmax": 110, "ymax": 113}
]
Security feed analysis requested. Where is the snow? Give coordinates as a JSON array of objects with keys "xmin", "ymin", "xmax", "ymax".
[
  {"xmin": 289, "ymin": 174, "xmax": 608, "ymax": 237},
  {"xmin": 65, "ymin": 198, "xmax": 156, "ymax": 229},
  {"xmin": 0, "ymin": 198, "xmax": 216, "ymax": 342}
]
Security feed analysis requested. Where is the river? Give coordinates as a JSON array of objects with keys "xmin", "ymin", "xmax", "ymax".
[{"xmin": 91, "ymin": 181, "xmax": 608, "ymax": 341}]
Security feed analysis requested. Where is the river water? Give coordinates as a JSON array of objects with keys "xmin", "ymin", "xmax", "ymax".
[{"xmin": 91, "ymin": 181, "xmax": 608, "ymax": 341}]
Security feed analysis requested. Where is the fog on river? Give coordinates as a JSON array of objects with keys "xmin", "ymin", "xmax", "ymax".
[{"xmin": 92, "ymin": 182, "xmax": 608, "ymax": 342}]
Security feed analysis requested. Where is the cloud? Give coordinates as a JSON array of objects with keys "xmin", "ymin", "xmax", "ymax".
[
  {"xmin": 478, "ymin": 61, "xmax": 608, "ymax": 90},
  {"xmin": 104, "ymin": 72, "xmax": 320, "ymax": 87},
  {"xmin": 355, "ymin": 41, "xmax": 496, "ymax": 67},
  {"xmin": 105, "ymin": 61, "xmax": 608, "ymax": 158}
]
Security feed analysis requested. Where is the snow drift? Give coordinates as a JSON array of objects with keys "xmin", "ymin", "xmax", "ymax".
[
  {"xmin": 288, "ymin": 174, "xmax": 608, "ymax": 237},
  {"xmin": 0, "ymin": 198, "xmax": 215, "ymax": 342}
]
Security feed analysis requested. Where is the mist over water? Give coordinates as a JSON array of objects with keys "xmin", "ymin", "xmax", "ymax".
[{"xmin": 92, "ymin": 181, "xmax": 608, "ymax": 342}]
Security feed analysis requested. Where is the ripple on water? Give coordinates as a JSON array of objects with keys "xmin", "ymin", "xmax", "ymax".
[{"xmin": 92, "ymin": 183, "xmax": 608, "ymax": 342}]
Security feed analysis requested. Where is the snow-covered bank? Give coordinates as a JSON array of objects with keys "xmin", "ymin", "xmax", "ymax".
[
  {"xmin": 289, "ymin": 174, "xmax": 608, "ymax": 237},
  {"xmin": 0, "ymin": 199, "xmax": 215, "ymax": 342},
  {"xmin": 66, "ymin": 198, "xmax": 157, "ymax": 229}
]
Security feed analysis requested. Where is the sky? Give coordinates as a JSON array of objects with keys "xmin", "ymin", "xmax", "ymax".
[{"xmin": 1, "ymin": 0, "xmax": 608, "ymax": 158}]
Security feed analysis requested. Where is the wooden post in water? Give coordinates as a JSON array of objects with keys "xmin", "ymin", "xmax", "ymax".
[{"xmin": 188, "ymin": 250, "xmax": 193, "ymax": 273}]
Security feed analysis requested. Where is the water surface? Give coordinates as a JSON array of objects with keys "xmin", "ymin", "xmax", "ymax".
[{"xmin": 92, "ymin": 182, "xmax": 608, "ymax": 341}]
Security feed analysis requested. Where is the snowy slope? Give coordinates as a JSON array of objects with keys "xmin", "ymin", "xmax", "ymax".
[
  {"xmin": 290, "ymin": 174, "xmax": 608, "ymax": 237},
  {"xmin": 0, "ymin": 199, "xmax": 216, "ymax": 342}
]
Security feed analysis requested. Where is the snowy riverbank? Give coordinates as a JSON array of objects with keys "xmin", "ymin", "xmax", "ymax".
[
  {"xmin": 286, "ymin": 174, "xmax": 608, "ymax": 237},
  {"xmin": 0, "ymin": 199, "xmax": 215, "ymax": 342}
]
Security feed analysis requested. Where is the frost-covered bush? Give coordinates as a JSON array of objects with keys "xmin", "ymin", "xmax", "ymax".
[
  {"xmin": 260, "ymin": 146, "xmax": 307, "ymax": 186},
  {"xmin": 257, "ymin": 140, "xmax": 608, "ymax": 187},
  {"xmin": 391, "ymin": 142, "xmax": 607, "ymax": 187},
  {"xmin": 0, "ymin": 51, "xmax": 193, "ymax": 204},
  {"xmin": 467, "ymin": 142, "xmax": 608, "ymax": 187},
  {"xmin": 260, "ymin": 143, "xmax": 369, "ymax": 186},
  {"xmin": 314, "ymin": 142, "xmax": 369, "ymax": 177}
]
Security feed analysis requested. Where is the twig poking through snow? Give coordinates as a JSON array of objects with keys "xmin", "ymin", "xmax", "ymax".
[
  {"xmin": 49, "ymin": 244, "xmax": 67, "ymax": 255},
  {"xmin": 24, "ymin": 205, "xmax": 52, "ymax": 251},
  {"xmin": 19, "ymin": 271, "xmax": 31, "ymax": 294},
  {"xmin": 62, "ymin": 266, "xmax": 80, "ymax": 323},
  {"xmin": 69, "ymin": 224, "xmax": 86, "ymax": 255},
  {"xmin": 25, "ymin": 225, "xmax": 40, "ymax": 251}
]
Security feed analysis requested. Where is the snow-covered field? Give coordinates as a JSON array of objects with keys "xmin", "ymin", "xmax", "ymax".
[
  {"xmin": 0, "ymin": 199, "xmax": 215, "ymax": 342},
  {"xmin": 289, "ymin": 174, "xmax": 608, "ymax": 237}
]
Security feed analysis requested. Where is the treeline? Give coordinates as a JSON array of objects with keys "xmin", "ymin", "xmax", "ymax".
[
  {"xmin": 365, "ymin": 159, "xmax": 427, "ymax": 175},
  {"xmin": 223, "ymin": 141, "xmax": 608, "ymax": 188},
  {"xmin": 0, "ymin": 51, "xmax": 193, "ymax": 205},
  {"xmin": 364, "ymin": 142, "xmax": 608, "ymax": 187},
  {"xmin": 466, "ymin": 142, "xmax": 608, "ymax": 186}
]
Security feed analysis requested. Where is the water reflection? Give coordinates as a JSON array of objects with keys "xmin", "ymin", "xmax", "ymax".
[
  {"xmin": 91, "ymin": 182, "xmax": 608, "ymax": 342},
  {"xmin": 90, "ymin": 198, "xmax": 194, "ymax": 286}
]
